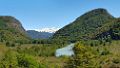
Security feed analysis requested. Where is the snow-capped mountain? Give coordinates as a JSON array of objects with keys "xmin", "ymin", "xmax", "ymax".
[
  {"xmin": 27, "ymin": 27, "xmax": 60, "ymax": 39},
  {"xmin": 35, "ymin": 27, "xmax": 60, "ymax": 33}
]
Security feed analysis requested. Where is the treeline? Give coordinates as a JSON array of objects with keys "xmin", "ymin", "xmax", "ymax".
[{"xmin": 2, "ymin": 38, "xmax": 68, "ymax": 47}]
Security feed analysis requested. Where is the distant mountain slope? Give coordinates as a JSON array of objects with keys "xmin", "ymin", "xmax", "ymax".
[
  {"xmin": 27, "ymin": 30, "xmax": 54, "ymax": 39},
  {"xmin": 0, "ymin": 16, "xmax": 30, "ymax": 42},
  {"xmin": 52, "ymin": 8, "xmax": 115, "ymax": 42}
]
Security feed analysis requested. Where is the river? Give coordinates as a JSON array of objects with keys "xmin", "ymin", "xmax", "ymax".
[{"xmin": 55, "ymin": 44, "xmax": 74, "ymax": 57}]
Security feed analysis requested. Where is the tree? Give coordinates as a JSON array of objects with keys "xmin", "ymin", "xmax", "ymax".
[
  {"xmin": 66, "ymin": 42, "xmax": 100, "ymax": 68},
  {"xmin": 17, "ymin": 54, "xmax": 40, "ymax": 68}
]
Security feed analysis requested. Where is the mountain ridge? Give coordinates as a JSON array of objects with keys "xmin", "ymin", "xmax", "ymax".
[
  {"xmin": 0, "ymin": 16, "xmax": 30, "ymax": 42},
  {"xmin": 27, "ymin": 30, "xmax": 54, "ymax": 39},
  {"xmin": 52, "ymin": 8, "xmax": 119, "ymax": 42}
]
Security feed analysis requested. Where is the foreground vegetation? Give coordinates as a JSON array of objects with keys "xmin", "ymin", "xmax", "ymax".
[
  {"xmin": 0, "ymin": 40, "xmax": 120, "ymax": 68},
  {"xmin": 66, "ymin": 40, "xmax": 120, "ymax": 68},
  {"xmin": 0, "ymin": 41, "xmax": 69, "ymax": 68}
]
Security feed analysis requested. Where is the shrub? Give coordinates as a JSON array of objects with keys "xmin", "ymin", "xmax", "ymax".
[
  {"xmin": 112, "ymin": 58, "xmax": 120, "ymax": 64},
  {"xmin": 0, "ymin": 50, "xmax": 18, "ymax": 68},
  {"xmin": 17, "ymin": 54, "xmax": 40, "ymax": 68},
  {"xmin": 6, "ymin": 41, "xmax": 15, "ymax": 47},
  {"xmin": 0, "ymin": 50, "xmax": 45, "ymax": 68},
  {"xmin": 66, "ymin": 42, "xmax": 100, "ymax": 68},
  {"xmin": 100, "ymin": 48, "xmax": 110, "ymax": 55}
]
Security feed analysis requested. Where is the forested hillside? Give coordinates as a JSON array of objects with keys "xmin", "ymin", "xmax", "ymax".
[
  {"xmin": 52, "ymin": 8, "xmax": 117, "ymax": 42},
  {"xmin": 0, "ymin": 16, "xmax": 30, "ymax": 43}
]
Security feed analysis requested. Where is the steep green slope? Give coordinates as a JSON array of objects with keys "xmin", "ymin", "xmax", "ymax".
[
  {"xmin": 0, "ymin": 16, "xmax": 30, "ymax": 42},
  {"xmin": 52, "ymin": 8, "xmax": 114, "ymax": 42},
  {"xmin": 94, "ymin": 18, "xmax": 120, "ymax": 40}
]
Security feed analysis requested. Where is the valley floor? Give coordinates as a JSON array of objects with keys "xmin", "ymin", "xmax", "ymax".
[{"xmin": 0, "ymin": 40, "xmax": 120, "ymax": 68}]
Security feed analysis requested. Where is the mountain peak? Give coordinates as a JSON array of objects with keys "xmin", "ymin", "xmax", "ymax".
[
  {"xmin": 86, "ymin": 8, "xmax": 108, "ymax": 15},
  {"xmin": 76, "ymin": 8, "xmax": 113, "ymax": 21},
  {"xmin": 90, "ymin": 8, "xmax": 107, "ymax": 13},
  {"xmin": 0, "ymin": 16, "xmax": 30, "ymax": 42},
  {"xmin": 52, "ymin": 8, "xmax": 114, "ymax": 42},
  {"xmin": 0, "ymin": 16, "xmax": 26, "ymax": 33}
]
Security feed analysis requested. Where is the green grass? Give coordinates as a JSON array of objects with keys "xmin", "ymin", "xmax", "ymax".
[
  {"xmin": 0, "ymin": 43, "xmax": 8, "ymax": 60},
  {"xmin": 36, "ymin": 56, "xmax": 69, "ymax": 68}
]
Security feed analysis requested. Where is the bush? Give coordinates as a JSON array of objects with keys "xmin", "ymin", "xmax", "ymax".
[
  {"xmin": 0, "ymin": 50, "xmax": 45, "ymax": 68},
  {"xmin": 17, "ymin": 54, "xmax": 40, "ymax": 68},
  {"xmin": 6, "ymin": 41, "xmax": 15, "ymax": 47},
  {"xmin": 66, "ymin": 42, "xmax": 100, "ymax": 68},
  {"xmin": 0, "ymin": 50, "xmax": 18, "ymax": 68},
  {"xmin": 16, "ymin": 44, "xmax": 60, "ymax": 57},
  {"xmin": 100, "ymin": 48, "xmax": 110, "ymax": 55},
  {"xmin": 112, "ymin": 58, "xmax": 120, "ymax": 64}
]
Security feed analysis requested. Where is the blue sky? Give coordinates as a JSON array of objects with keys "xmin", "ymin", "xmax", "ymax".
[{"xmin": 0, "ymin": 0, "xmax": 120, "ymax": 30}]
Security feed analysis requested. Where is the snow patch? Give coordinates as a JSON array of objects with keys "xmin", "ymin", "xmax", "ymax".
[{"xmin": 34, "ymin": 27, "xmax": 60, "ymax": 33}]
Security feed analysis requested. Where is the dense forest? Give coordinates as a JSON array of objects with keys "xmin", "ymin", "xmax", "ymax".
[{"xmin": 0, "ymin": 8, "xmax": 120, "ymax": 68}]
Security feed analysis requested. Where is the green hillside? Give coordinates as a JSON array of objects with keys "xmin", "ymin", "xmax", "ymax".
[
  {"xmin": 0, "ymin": 16, "xmax": 30, "ymax": 43},
  {"xmin": 93, "ymin": 18, "xmax": 120, "ymax": 40},
  {"xmin": 52, "ymin": 8, "xmax": 115, "ymax": 42}
]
